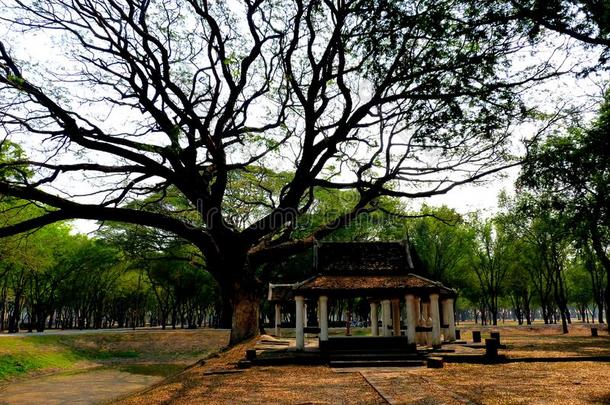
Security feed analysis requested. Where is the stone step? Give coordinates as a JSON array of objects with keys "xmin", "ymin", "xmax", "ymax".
[
  {"xmin": 329, "ymin": 353, "xmax": 423, "ymax": 361},
  {"xmin": 325, "ymin": 348, "xmax": 416, "ymax": 354},
  {"xmin": 329, "ymin": 359, "xmax": 426, "ymax": 368}
]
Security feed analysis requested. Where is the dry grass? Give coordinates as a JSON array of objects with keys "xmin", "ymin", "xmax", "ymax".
[
  {"xmin": 65, "ymin": 329, "xmax": 230, "ymax": 364},
  {"xmin": 370, "ymin": 323, "xmax": 610, "ymax": 405},
  {"xmin": 457, "ymin": 323, "xmax": 610, "ymax": 358},
  {"xmin": 417, "ymin": 361, "xmax": 610, "ymax": 405},
  {"xmin": 120, "ymin": 324, "xmax": 610, "ymax": 405}
]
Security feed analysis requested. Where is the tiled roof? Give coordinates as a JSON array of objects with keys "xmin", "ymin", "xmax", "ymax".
[
  {"xmin": 294, "ymin": 273, "xmax": 455, "ymax": 296},
  {"xmin": 267, "ymin": 241, "xmax": 456, "ymax": 300},
  {"xmin": 314, "ymin": 241, "xmax": 427, "ymax": 276}
]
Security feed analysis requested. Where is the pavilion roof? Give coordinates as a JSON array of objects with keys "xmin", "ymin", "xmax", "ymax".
[
  {"xmin": 292, "ymin": 273, "xmax": 456, "ymax": 299},
  {"xmin": 314, "ymin": 240, "xmax": 426, "ymax": 276},
  {"xmin": 267, "ymin": 240, "xmax": 457, "ymax": 301}
]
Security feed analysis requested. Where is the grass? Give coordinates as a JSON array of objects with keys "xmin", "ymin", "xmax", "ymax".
[
  {"xmin": 0, "ymin": 329, "xmax": 229, "ymax": 381},
  {"xmin": 0, "ymin": 336, "xmax": 85, "ymax": 380}
]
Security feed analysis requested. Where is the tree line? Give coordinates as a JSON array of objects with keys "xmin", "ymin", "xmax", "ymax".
[{"xmin": 0, "ymin": 202, "xmax": 223, "ymax": 332}]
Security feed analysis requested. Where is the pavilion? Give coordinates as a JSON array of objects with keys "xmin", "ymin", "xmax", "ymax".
[{"xmin": 268, "ymin": 241, "xmax": 457, "ymax": 351}]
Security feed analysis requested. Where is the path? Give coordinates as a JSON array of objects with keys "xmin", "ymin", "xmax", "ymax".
[
  {"xmin": 0, "ymin": 368, "xmax": 162, "ymax": 405},
  {"xmin": 0, "ymin": 327, "xmax": 230, "ymax": 338},
  {"xmin": 331, "ymin": 368, "xmax": 476, "ymax": 405}
]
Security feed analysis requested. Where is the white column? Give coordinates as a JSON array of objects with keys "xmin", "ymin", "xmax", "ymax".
[
  {"xmin": 381, "ymin": 299, "xmax": 392, "ymax": 337},
  {"xmin": 445, "ymin": 298, "xmax": 456, "ymax": 341},
  {"xmin": 370, "ymin": 301, "xmax": 379, "ymax": 336},
  {"xmin": 415, "ymin": 297, "xmax": 424, "ymax": 345},
  {"xmin": 319, "ymin": 296, "xmax": 329, "ymax": 341},
  {"xmin": 441, "ymin": 299, "xmax": 448, "ymax": 340},
  {"xmin": 430, "ymin": 293, "xmax": 441, "ymax": 347},
  {"xmin": 303, "ymin": 303, "xmax": 308, "ymax": 327},
  {"xmin": 274, "ymin": 303, "xmax": 281, "ymax": 337},
  {"xmin": 295, "ymin": 295, "xmax": 305, "ymax": 350},
  {"xmin": 405, "ymin": 294, "xmax": 416, "ymax": 344}
]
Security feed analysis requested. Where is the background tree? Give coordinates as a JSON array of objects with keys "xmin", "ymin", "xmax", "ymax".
[
  {"xmin": 520, "ymin": 92, "xmax": 610, "ymax": 330},
  {"xmin": 468, "ymin": 216, "xmax": 512, "ymax": 325}
]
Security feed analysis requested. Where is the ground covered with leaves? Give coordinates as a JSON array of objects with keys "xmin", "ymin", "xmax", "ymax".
[{"xmin": 120, "ymin": 323, "xmax": 610, "ymax": 405}]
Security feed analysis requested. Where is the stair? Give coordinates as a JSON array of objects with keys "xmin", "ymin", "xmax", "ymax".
[
  {"xmin": 329, "ymin": 359, "xmax": 426, "ymax": 368},
  {"xmin": 329, "ymin": 352, "xmax": 422, "ymax": 361}
]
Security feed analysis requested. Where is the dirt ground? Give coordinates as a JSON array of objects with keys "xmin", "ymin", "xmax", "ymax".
[{"xmin": 119, "ymin": 324, "xmax": 610, "ymax": 405}]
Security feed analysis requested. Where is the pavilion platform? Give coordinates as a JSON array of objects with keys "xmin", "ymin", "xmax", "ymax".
[{"xmin": 246, "ymin": 334, "xmax": 503, "ymax": 368}]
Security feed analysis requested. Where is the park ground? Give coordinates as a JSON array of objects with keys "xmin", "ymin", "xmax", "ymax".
[
  {"xmin": 1, "ymin": 323, "xmax": 610, "ymax": 404},
  {"xmin": 0, "ymin": 328, "xmax": 229, "ymax": 404}
]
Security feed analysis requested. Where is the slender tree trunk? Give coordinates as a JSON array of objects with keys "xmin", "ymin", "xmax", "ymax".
[
  {"xmin": 606, "ymin": 277, "xmax": 610, "ymax": 330},
  {"xmin": 9, "ymin": 289, "xmax": 22, "ymax": 333},
  {"xmin": 0, "ymin": 285, "xmax": 6, "ymax": 332},
  {"xmin": 553, "ymin": 269, "xmax": 569, "ymax": 334},
  {"xmin": 590, "ymin": 228, "xmax": 610, "ymax": 333}
]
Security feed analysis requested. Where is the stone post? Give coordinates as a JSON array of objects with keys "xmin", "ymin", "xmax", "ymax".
[
  {"xmin": 392, "ymin": 299, "xmax": 401, "ymax": 336},
  {"xmin": 381, "ymin": 299, "xmax": 392, "ymax": 337},
  {"xmin": 405, "ymin": 294, "xmax": 416, "ymax": 344},
  {"xmin": 370, "ymin": 301, "xmax": 379, "ymax": 336},
  {"xmin": 421, "ymin": 301, "xmax": 430, "ymax": 345},
  {"xmin": 430, "ymin": 293, "xmax": 442, "ymax": 347},
  {"xmin": 274, "ymin": 303, "xmax": 281, "ymax": 337},
  {"xmin": 303, "ymin": 303, "xmax": 308, "ymax": 327},
  {"xmin": 295, "ymin": 295, "xmax": 305, "ymax": 351},
  {"xmin": 319, "ymin": 296, "xmax": 329, "ymax": 341}
]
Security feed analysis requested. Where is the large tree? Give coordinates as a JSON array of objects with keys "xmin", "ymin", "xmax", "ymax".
[{"xmin": 0, "ymin": 0, "xmax": 588, "ymax": 343}]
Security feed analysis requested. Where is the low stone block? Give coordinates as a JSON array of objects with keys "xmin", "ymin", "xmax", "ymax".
[
  {"xmin": 245, "ymin": 349, "xmax": 257, "ymax": 361},
  {"xmin": 237, "ymin": 360, "xmax": 252, "ymax": 369},
  {"xmin": 427, "ymin": 357, "xmax": 444, "ymax": 368}
]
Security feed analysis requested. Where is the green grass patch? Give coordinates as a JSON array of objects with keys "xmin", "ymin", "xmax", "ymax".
[
  {"xmin": 0, "ymin": 338, "xmax": 83, "ymax": 380},
  {"xmin": 0, "ymin": 335, "xmax": 140, "ymax": 380},
  {"xmin": 0, "ymin": 329, "xmax": 228, "ymax": 381}
]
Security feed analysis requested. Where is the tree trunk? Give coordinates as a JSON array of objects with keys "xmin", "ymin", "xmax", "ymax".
[
  {"xmin": 229, "ymin": 282, "xmax": 260, "ymax": 345},
  {"xmin": 606, "ymin": 276, "xmax": 610, "ymax": 331},
  {"xmin": 524, "ymin": 296, "xmax": 532, "ymax": 325},
  {"xmin": 590, "ymin": 227, "xmax": 610, "ymax": 333},
  {"xmin": 219, "ymin": 289, "xmax": 234, "ymax": 329},
  {"xmin": 8, "ymin": 289, "xmax": 22, "ymax": 333},
  {"xmin": 0, "ymin": 286, "xmax": 6, "ymax": 332}
]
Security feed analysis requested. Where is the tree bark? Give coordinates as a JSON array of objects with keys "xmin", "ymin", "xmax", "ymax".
[
  {"xmin": 219, "ymin": 289, "xmax": 234, "ymax": 329},
  {"xmin": 229, "ymin": 282, "xmax": 260, "ymax": 345}
]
